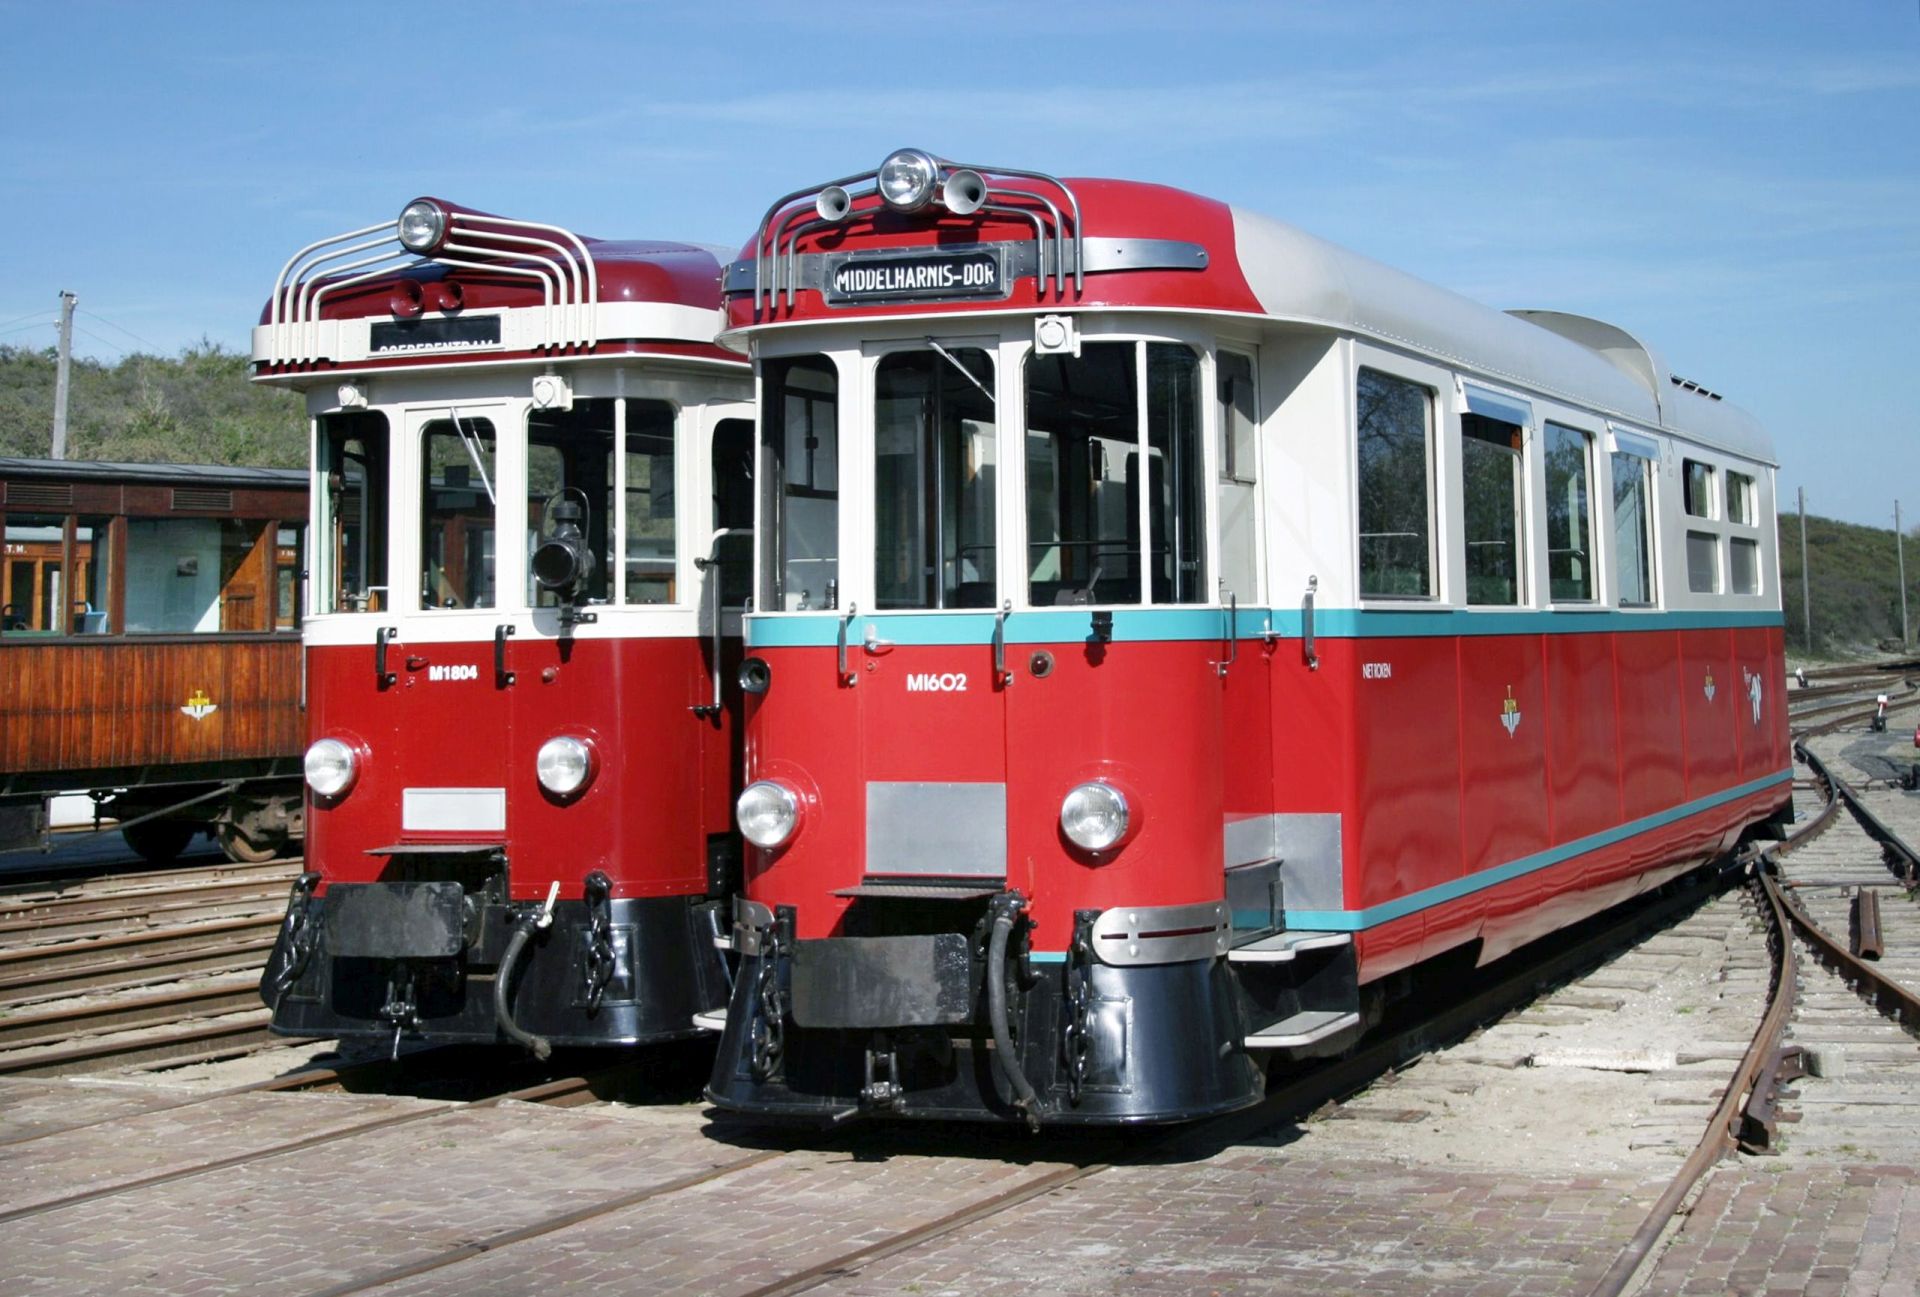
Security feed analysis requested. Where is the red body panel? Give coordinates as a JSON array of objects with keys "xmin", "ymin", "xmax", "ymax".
[
  {"xmin": 743, "ymin": 622, "xmax": 1789, "ymax": 980},
  {"xmin": 307, "ymin": 634, "xmax": 736, "ymax": 901}
]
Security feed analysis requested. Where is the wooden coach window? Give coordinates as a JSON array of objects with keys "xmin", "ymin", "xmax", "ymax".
[
  {"xmin": 122, "ymin": 517, "xmax": 274, "ymax": 633},
  {"xmin": 1462, "ymin": 412, "xmax": 1525, "ymax": 606},
  {"xmin": 1544, "ymin": 424, "xmax": 1594, "ymax": 602},
  {"xmin": 2, "ymin": 513, "xmax": 67, "ymax": 633},
  {"xmin": 761, "ymin": 356, "xmax": 839, "ymax": 611},
  {"xmin": 1355, "ymin": 368, "xmax": 1434, "ymax": 598},
  {"xmin": 317, "ymin": 412, "xmax": 389, "ymax": 613},
  {"xmin": 420, "ymin": 416, "xmax": 497, "ymax": 610}
]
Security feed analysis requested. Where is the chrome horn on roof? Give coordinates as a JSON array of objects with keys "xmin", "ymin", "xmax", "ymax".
[
  {"xmin": 266, "ymin": 199, "xmax": 599, "ymax": 365},
  {"xmin": 747, "ymin": 149, "xmax": 1084, "ymax": 311}
]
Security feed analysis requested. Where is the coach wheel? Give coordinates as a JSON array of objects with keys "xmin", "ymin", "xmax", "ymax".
[
  {"xmin": 122, "ymin": 820, "xmax": 198, "ymax": 865},
  {"xmin": 217, "ymin": 822, "xmax": 281, "ymax": 864}
]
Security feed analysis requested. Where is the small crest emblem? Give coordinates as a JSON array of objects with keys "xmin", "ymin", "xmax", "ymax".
[
  {"xmin": 1744, "ymin": 668, "xmax": 1763, "ymax": 725},
  {"xmin": 1703, "ymin": 671, "xmax": 1716, "ymax": 703},
  {"xmin": 1500, "ymin": 686, "xmax": 1522, "ymax": 738},
  {"xmin": 181, "ymin": 689, "xmax": 218, "ymax": 722}
]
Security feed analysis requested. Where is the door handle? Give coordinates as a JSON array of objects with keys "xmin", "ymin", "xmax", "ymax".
[
  {"xmin": 375, "ymin": 626, "xmax": 398, "ymax": 688},
  {"xmin": 837, "ymin": 602, "xmax": 858, "ymax": 687},
  {"xmin": 495, "ymin": 623, "xmax": 516, "ymax": 687}
]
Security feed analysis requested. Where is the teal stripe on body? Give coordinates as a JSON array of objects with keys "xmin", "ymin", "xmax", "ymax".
[
  {"xmin": 1284, "ymin": 769, "xmax": 1793, "ymax": 932},
  {"xmin": 746, "ymin": 606, "xmax": 1785, "ymax": 649}
]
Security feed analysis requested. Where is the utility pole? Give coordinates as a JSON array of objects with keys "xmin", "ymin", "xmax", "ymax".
[
  {"xmin": 50, "ymin": 291, "xmax": 77, "ymax": 459},
  {"xmin": 1898, "ymin": 499, "xmax": 1910, "ymax": 652},
  {"xmin": 1798, "ymin": 487, "xmax": 1812, "ymax": 655}
]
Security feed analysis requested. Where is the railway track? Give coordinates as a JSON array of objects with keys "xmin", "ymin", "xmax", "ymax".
[
  {"xmin": 264, "ymin": 855, "xmax": 1757, "ymax": 1297},
  {"xmin": 0, "ymin": 856, "xmax": 300, "ymax": 1079},
  {"xmin": 1584, "ymin": 697, "xmax": 1920, "ymax": 1295}
]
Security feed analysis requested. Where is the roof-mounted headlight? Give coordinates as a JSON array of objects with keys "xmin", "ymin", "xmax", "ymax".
[
  {"xmin": 304, "ymin": 738, "xmax": 359, "ymax": 799},
  {"xmin": 877, "ymin": 148, "xmax": 939, "ymax": 212},
  {"xmin": 398, "ymin": 199, "xmax": 448, "ymax": 254},
  {"xmin": 737, "ymin": 780, "xmax": 800, "ymax": 850},
  {"xmin": 1061, "ymin": 781, "xmax": 1130, "ymax": 853}
]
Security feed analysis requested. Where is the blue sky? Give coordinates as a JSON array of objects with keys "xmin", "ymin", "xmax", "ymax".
[{"xmin": 1, "ymin": 1, "xmax": 1913, "ymax": 530}]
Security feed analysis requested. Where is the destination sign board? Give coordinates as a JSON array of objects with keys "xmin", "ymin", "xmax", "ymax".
[
  {"xmin": 823, "ymin": 250, "xmax": 1005, "ymax": 305},
  {"xmin": 369, "ymin": 315, "xmax": 503, "ymax": 355}
]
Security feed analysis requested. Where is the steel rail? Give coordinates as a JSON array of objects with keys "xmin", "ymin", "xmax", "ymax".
[
  {"xmin": 1588, "ymin": 700, "xmax": 1920, "ymax": 1297},
  {"xmin": 273, "ymin": 863, "xmax": 1746, "ymax": 1297},
  {"xmin": 0, "ymin": 978, "xmax": 262, "ymax": 1048}
]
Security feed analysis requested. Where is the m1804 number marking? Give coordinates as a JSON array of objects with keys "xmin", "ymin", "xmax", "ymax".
[{"xmin": 906, "ymin": 672, "xmax": 969, "ymax": 693}]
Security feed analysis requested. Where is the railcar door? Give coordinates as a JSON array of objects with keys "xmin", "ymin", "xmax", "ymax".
[
  {"xmin": 1000, "ymin": 339, "xmax": 1229, "ymax": 953},
  {"xmin": 852, "ymin": 342, "xmax": 1012, "ymax": 893},
  {"xmin": 387, "ymin": 403, "xmax": 518, "ymax": 848}
]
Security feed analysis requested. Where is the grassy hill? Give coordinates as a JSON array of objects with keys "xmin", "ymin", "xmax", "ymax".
[
  {"xmin": 0, "ymin": 342, "xmax": 304, "ymax": 467},
  {"xmin": 1778, "ymin": 509, "xmax": 1919, "ymax": 659}
]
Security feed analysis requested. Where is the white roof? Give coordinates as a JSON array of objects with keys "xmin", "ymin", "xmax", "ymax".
[{"xmin": 1228, "ymin": 206, "xmax": 1774, "ymax": 465}]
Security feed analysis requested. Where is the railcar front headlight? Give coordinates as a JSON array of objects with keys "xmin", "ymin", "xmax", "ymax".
[
  {"xmin": 536, "ymin": 736, "xmax": 596, "ymax": 797},
  {"xmin": 1060, "ymin": 781, "xmax": 1129, "ymax": 852},
  {"xmin": 877, "ymin": 148, "xmax": 939, "ymax": 212},
  {"xmin": 737, "ymin": 780, "xmax": 800, "ymax": 850},
  {"xmin": 398, "ymin": 199, "xmax": 447, "ymax": 253},
  {"xmin": 304, "ymin": 738, "xmax": 358, "ymax": 799}
]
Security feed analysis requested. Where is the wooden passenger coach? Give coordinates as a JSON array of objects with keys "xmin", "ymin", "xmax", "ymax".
[
  {"xmin": 0, "ymin": 457, "xmax": 306, "ymax": 862},
  {"xmin": 705, "ymin": 149, "xmax": 1793, "ymax": 1126}
]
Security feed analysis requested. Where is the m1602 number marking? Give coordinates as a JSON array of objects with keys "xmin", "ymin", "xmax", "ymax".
[{"xmin": 906, "ymin": 672, "xmax": 969, "ymax": 693}]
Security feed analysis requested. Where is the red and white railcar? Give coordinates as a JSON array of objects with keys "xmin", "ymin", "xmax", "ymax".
[
  {"xmin": 253, "ymin": 199, "xmax": 754, "ymax": 1053},
  {"xmin": 707, "ymin": 149, "xmax": 1791, "ymax": 1124}
]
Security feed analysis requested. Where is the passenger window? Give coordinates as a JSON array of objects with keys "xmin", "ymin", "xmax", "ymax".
[
  {"xmin": 317, "ymin": 411, "xmax": 389, "ymax": 613},
  {"xmin": 525, "ymin": 399, "xmax": 620, "ymax": 607},
  {"xmin": 1024, "ymin": 341, "xmax": 1205, "ymax": 606},
  {"xmin": 1355, "ymin": 368, "xmax": 1433, "ymax": 598},
  {"xmin": 1610, "ymin": 449, "xmax": 1656, "ymax": 606},
  {"xmin": 621, "ymin": 401, "xmax": 677, "ymax": 605},
  {"xmin": 1683, "ymin": 459, "xmax": 1715, "ymax": 519},
  {"xmin": 76, "ymin": 516, "xmax": 111, "ymax": 633},
  {"xmin": 874, "ymin": 347, "xmax": 996, "ymax": 610},
  {"xmin": 1544, "ymin": 423, "xmax": 1593, "ymax": 602},
  {"xmin": 420, "ymin": 415, "xmax": 497, "ymax": 610},
  {"xmin": 761, "ymin": 356, "xmax": 838, "ymax": 610},
  {"xmin": 1730, "ymin": 537, "xmax": 1760, "ymax": 595},
  {"xmin": 1686, "ymin": 530, "xmax": 1720, "ymax": 594},
  {"xmin": 1726, "ymin": 471, "xmax": 1756, "ymax": 527},
  {"xmin": 1217, "ymin": 350, "xmax": 1258, "ymax": 601},
  {"xmin": 712, "ymin": 418, "xmax": 755, "ymax": 609},
  {"xmin": 1462, "ymin": 413, "xmax": 1525, "ymax": 606}
]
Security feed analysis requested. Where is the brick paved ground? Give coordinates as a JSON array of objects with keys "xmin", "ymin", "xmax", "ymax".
[
  {"xmin": 2, "ymin": 1080, "xmax": 1915, "ymax": 1296},
  {"xmin": 1641, "ymin": 1163, "xmax": 1920, "ymax": 1296},
  {"xmin": 816, "ymin": 1147, "xmax": 1659, "ymax": 1297},
  {"xmin": 0, "ymin": 1076, "xmax": 208, "ymax": 1142}
]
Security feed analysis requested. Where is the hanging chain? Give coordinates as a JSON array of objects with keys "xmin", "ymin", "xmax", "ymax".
[
  {"xmin": 749, "ymin": 922, "xmax": 786, "ymax": 1082},
  {"xmin": 580, "ymin": 871, "xmax": 616, "ymax": 1014},
  {"xmin": 1062, "ymin": 911, "xmax": 1095, "ymax": 1105},
  {"xmin": 265, "ymin": 872, "xmax": 321, "ymax": 1011}
]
